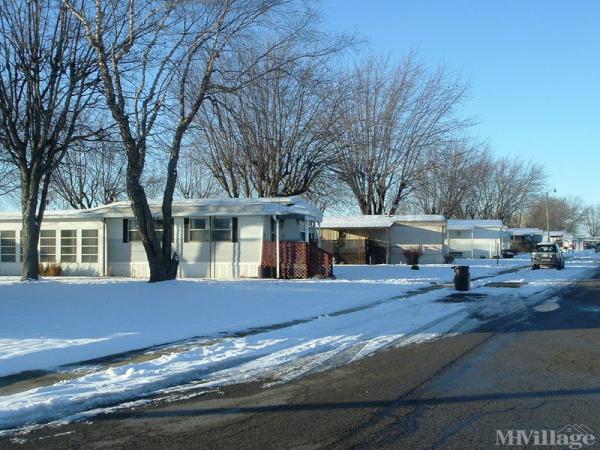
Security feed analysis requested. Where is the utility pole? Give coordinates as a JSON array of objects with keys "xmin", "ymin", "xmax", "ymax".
[
  {"xmin": 545, "ymin": 188, "xmax": 557, "ymax": 242},
  {"xmin": 545, "ymin": 192, "xmax": 550, "ymax": 242}
]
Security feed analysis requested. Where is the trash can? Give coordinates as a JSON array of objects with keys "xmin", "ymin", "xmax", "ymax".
[{"xmin": 453, "ymin": 265, "xmax": 470, "ymax": 291}]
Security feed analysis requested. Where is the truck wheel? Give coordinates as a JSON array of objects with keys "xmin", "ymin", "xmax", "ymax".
[{"xmin": 531, "ymin": 265, "xmax": 539, "ymax": 270}]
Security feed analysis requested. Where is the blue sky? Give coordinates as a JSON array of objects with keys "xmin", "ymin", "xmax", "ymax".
[{"xmin": 321, "ymin": 0, "xmax": 600, "ymax": 204}]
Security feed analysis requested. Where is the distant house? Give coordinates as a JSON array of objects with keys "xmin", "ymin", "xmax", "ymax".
[
  {"xmin": 549, "ymin": 230, "xmax": 566, "ymax": 248},
  {"xmin": 320, "ymin": 215, "xmax": 446, "ymax": 264},
  {"xmin": 446, "ymin": 219, "xmax": 511, "ymax": 259},
  {"xmin": 509, "ymin": 227, "xmax": 544, "ymax": 253},
  {"xmin": 0, "ymin": 197, "xmax": 332, "ymax": 279}
]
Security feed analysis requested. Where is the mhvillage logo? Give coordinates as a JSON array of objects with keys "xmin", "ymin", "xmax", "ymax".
[{"xmin": 496, "ymin": 425, "xmax": 596, "ymax": 449}]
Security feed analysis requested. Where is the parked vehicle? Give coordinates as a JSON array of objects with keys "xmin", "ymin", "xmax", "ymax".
[{"xmin": 531, "ymin": 243, "xmax": 565, "ymax": 270}]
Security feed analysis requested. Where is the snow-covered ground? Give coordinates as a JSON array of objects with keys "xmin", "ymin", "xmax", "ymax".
[
  {"xmin": 0, "ymin": 256, "xmax": 528, "ymax": 378},
  {"xmin": 0, "ymin": 252, "xmax": 597, "ymax": 432}
]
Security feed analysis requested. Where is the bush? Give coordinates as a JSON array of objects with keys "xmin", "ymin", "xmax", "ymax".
[
  {"xmin": 402, "ymin": 248, "xmax": 423, "ymax": 266},
  {"xmin": 39, "ymin": 263, "xmax": 63, "ymax": 277}
]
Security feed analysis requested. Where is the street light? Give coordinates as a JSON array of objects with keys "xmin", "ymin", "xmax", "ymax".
[{"xmin": 545, "ymin": 188, "xmax": 557, "ymax": 241}]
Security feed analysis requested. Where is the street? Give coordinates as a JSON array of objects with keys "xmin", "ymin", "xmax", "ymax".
[{"xmin": 3, "ymin": 268, "xmax": 600, "ymax": 449}]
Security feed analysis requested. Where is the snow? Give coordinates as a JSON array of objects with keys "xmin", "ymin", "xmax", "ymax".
[
  {"xmin": 0, "ymin": 196, "xmax": 322, "ymax": 221},
  {"xmin": 509, "ymin": 227, "xmax": 544, "ymax": 236},
  {"xmin": 320, "ymin": 216, "xmax": 395, "ymax": 228},
  {"xmin": 447, "ymin": 219, "xmax": 505, "ymax": 230},
  {"xmin": 0, "ymin": 251, "xmax": 598, "ymax": 432},
  {"xmin": 320, "ymin": 214, "xmax": 445, "ymax": 229}
]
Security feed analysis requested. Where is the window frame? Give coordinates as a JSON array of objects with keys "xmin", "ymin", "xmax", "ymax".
[
  {"xmin": 186, "ymin": 217, "xmax": 237, "ymax": 243},
  {"xmin": 212, "ymin": 217, "xmax": 232, "ymax": 242},
  {"xmin": 128, "ymin": 218, "xmax": 173, "ymax": 243},
  {"xmin": 60, "ymin": 229, "xmax": 77, "ymax": 263},
  {"xmin": 39, "ymin": 229, "xmax": 57, "ymax": 263},
  {"xmin": 128, "ymin": 219, "xmax": 141, "ymax": 242},
  {"xmin": 0, "ymin": 230, "xmax": 16, "ymax": 263},
  {"xmin": 189, "ymin": 218, "xmax": 210, "ymax": 242},
  {"xmin": 81, "ymin": 229, "xmax": 99, "ymax": 263}
]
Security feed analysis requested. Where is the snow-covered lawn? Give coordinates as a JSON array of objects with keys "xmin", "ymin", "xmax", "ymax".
[
  {"xmin": 0, "ymin": 256, "xmax": 529, "ymax": 378},
  {"xmin": 0, "ymin": 252, "xmax": 597, "ymax": 432}
]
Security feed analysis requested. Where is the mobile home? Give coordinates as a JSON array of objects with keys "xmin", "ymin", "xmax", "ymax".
[
  {"xmin": 446, "ymin": 219, "xmax": 511, "ymax": 259},
  {"xmin": 0, "ymin": 197, "xmax": 331, "ymax": 279},
  {"xmin": 320, "ymin": 215, "xmax": 446, "ymax": 264}
]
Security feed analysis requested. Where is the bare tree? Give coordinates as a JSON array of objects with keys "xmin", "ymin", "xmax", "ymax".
[
  {"xmin": 411, "ymin": 139, "xmax": 490, "ymax": 218},
  {"xmin": 51, "ymin": 134, "xmax": 126, "ymax": 209},
  {"xmin": 176, "ymin": 148, "xmax": 221, "ymax": 199},
  {"xmin": 67, "ymin": 0, "xmax": 341, "ymax": 281},
  {"xmin": 333, "ymin": 56, "xmax": 470, "ymax": 215},
  {"xmin": 585, "ymin": 205, "xmax": 600, "ymax": 237},
  {"xmin": 407, "ymin": 143, "xmax": 548, "ymax": 226},
  {"xmin": 526, "ymin": 196, "xmax": 583, "ymax": 233},
  {"xmin": 0, "ymin": 0, "xmax": 99, "ymax": 280},
  {"xmin": 469, "ymin": 157, "xmax": 546, "ymax": 226},
  {"xmin": 0, "ymin": 152, "xmax": 18, "ymax": 198},
  {"xmin": 197, "ymin": 49, "xmax": 340, "ymax": 199}
]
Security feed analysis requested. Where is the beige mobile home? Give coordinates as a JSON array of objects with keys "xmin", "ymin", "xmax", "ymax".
[
  {"xmin": 320, "ymin": 215, "xmax": 446, "ymax": 264},
  {"xmin": 0, "ymin": 197, "xmax": 331, "ymax": 279},
  {"xmin": 509, "ymin": 227, "xmax": 544, "ymax": 253}
]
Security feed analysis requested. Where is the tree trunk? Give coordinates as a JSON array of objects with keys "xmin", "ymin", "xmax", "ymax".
[
  {"xmin": 161, "ymin": 139, "xmax": 181, "ymax": 281},
  {"xmin": 20, "ymin": 175, "xmax": 41, "ymax": 281},
  {"xmin": 126, "ymin": 164, "xmax": 168, "ymax": 283}
]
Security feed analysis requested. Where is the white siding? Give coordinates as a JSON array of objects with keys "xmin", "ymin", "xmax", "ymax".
[
  {"xmin": 0, "ymin": 219, "xmax": 104, "ymax": 276},
  {"xmin": 447, "ymin": 228, "xmax": 504, "ymax": 258},
  {"xmin": 179, "ymin": 215, "xmax": 263, "ymax": 279},
  {"xmin": 390, "ymin": 223, "xmax": 445, "ymax": 264}
]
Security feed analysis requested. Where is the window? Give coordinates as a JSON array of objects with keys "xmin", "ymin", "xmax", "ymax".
[
  {"xmin": 0, "ymin": 230, "xmax": 16, "ymax": 262},
  {"xmin": 299, "ymin": 220, "xmax": 318, "ymax": 242},
  {"xmin": 269, "ymin": 217, "xmax": 282, "ymax": 242},
  {"xmin": 154, "ymin": 218, "xmax": 166, "ymax": 241},
  {"xmin": 127, "ymin": 218, "xmax": 172, "ymax": 242},
  {"xmin": 270, "ymin": 217, "xmax": 276, "ymax": 242},
  {"xmin": 39, "ymin": 230, "xmax": 56, "ymax": 263},
  {"xmin": 189, "ymin": 218, "xmax": 210, "ymax": 242},
  {"xmin": 186, "ymin": 217, "xmax": 236, "ymax": 242},
  {"xmin": 60, "ymin": 230, "xmax": 77, "ymax": 263},
  {"xmin": 81, "ymin": 229, "xmax": 98, "ymax": 263},
  {"xmin": 212, "ymin": 218, "xmax": 232, "ymax": 241},
  {"xmin": 128, "ymin": 220, "xmax": 141, "ymax": 242}
]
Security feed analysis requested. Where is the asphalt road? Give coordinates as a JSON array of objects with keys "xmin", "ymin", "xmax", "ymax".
[{"xmin": 4, "ymin": 269, "xmax": 600, "ymax": 450}]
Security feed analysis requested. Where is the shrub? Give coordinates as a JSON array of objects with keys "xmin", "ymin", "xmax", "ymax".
[
  {"xmin": 39, "ymin": 263, "xmax": 63, "ymax": 276},
  {"xmin": 402, "ymin": 248, "xmax": 423, "ymax": 266}
]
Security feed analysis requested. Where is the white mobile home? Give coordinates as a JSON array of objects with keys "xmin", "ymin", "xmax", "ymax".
[
  {"xmin": 320, "ymin": 215, "xmax": 446, "ymax": 264},
  {"xmin": 0, "ymin": 197, "xmax": 331, "ymax": 279},
  {"xmin": 446, "ymin": 219, "xmax": 511, "ymax": 259},
  {"xmin": 549, "ymin": 231, "xmax": 566, "ymax": 248}
]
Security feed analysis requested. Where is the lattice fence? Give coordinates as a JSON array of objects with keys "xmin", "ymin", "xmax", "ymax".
[{"xmin": 261, "ymin": 241, "xmax": 334, "ymax": 279}]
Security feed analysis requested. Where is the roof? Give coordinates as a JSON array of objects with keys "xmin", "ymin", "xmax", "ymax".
[
  {"xmin": 320, "ymin": 214, "xmax": 446, "ymax": 229},
  {"xmin": 508, "ymin": 227, "xmax": 544, "ymax": 236},
  {"xmin": 447, "ymin": 219, "xmax": 505, "ymax": 230},
  {"xmin": 0, "ymin": 196, "xmax": 323, "ymax": 221}
]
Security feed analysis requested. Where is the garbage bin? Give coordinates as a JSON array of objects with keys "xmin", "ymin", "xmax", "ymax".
[{"xmin": 453, "ymin": 265, "xmax": 470, "ymax": 291}]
